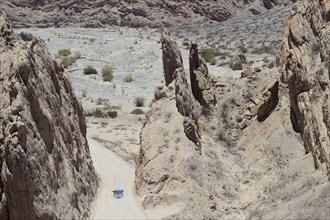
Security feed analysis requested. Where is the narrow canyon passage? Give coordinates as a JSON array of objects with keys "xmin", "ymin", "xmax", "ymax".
[{"xmin": 88, "ymin": 137, "xmax": 147, "ymax": 219}]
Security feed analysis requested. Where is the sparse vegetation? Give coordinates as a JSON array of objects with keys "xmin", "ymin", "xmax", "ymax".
[
  {"xmin": 83, "ymin": 66, "xmax": 98, "ymax": 75},
  {"xmin": 134, "ymin": 96, "xmax": 145, "ymax": 107},
  {"xmin": 130, "ymin": 108, "xmax": 145, "ymax": 115},
  {"xmin": 58, "ymin": 49, "xmax": 71, "ymax": 57},
  {"xmin": 251, "ymin": 46, "xmax": 273, "ymax": 54},
  {"xmin": 200, "ymin": 49, "xmax": 229, "ymax": 62},
  {"xmin": 123, "ymin": 74, "xmax": 134, "ymax": 83},
  {"xmin": 85, "ymin": 105, "xmax": 118, "ymax": 118},
  {"xmin": 102, "ymin": 65, "xmax": 114, "ymax": 82},
  {"xmin": 82, "ymin": 89, "xmax": 87, "ymax": 98},
  {"xmin": 58, "ymin": 50, "xmax": 81, "ymax": 68}
]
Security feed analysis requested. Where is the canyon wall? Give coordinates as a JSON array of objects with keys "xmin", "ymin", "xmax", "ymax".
[{"xmin": 0, "ymin": 12, "xmax": 97, "ymax": 219}]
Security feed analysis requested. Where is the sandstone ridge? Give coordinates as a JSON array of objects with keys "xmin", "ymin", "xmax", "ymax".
[
  {"xmin": 0, "ymin": 12, "xmax": 97, "ymax": 220},
  {"xmin": 277, "ymin": 0, "xmax": 330, "ymax": 177}
]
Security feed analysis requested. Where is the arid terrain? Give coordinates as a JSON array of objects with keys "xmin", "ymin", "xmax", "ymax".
[{"xmin": 0, "ymin": 0, "xmax": 329, "ymax": 219}]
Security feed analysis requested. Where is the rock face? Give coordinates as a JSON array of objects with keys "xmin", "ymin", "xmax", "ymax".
[
  {"xmin": 0, "ymin": 12, "xmax": 97, "ymax": 219},
  {"xmin": 277, "ymin": 0, "xmax": 330, "ymax": 177},
  {"xmin": 161, "ymin": 31, "xmax": 183, "ymax": 86},
  {"xmin": 189, "ymin": 42, "xmax": 215, "ymax": 106},
  {"xmin": 175, "ymin": 68, "xmax": 201, "ymax": 153},
  {"xmin": 257, "ymin": 80, "xmax": 279, "ymax": 122},
  {"xmin": 0, "ymin": 0, "xmax": 296, "ymax": 28}
]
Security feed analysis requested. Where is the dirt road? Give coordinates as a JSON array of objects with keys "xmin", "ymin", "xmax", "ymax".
[{"xmin": 88, "ymin": 137, "xmax": 147, "ymax": 220}]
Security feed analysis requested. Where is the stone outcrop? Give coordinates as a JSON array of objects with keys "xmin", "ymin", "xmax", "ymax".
[
  {"xmin": 257, "ymin": 81, "xmax": 279, "ymax": 121},
  {"xmin": 0, "ymin": 12, "xmax": 97, "ymax": 219},
  {"xmin": 0, "ymin": 0, "xmax": 296, "ymax": 28},
  {"xmin": 189, "ymin": 42, "xmax": 215, "ymax": 106},
  {"xmin": 161, "ymin": 31, "xmax": 183, "ymax": 86},
  {"xmin": 277, "ymin": 0, "xmax": 330, "ymax": 177},
  {"xmin": 175, "ymin": 68, "xmax": 201, "ymax": 153}
]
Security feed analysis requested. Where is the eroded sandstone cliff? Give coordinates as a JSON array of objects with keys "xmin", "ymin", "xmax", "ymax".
[
  {"xmin": 0, "ymin": 12, "xmax": 97, "ymax": 219},
  {"xmin": 277, "ymin": 0, "xmax": 330, "ymax": 177},
  {"xmin": 136, "ymin": 1, "xmax": 330, "ymax": 219}
]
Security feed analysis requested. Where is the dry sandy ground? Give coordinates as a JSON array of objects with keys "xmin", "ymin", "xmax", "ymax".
[{"xmin": 88, "ymin": 137, "xmax": 147, "ymax": 220}]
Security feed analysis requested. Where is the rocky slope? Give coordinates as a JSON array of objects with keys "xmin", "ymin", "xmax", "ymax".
[
  {"xmin": 0, "ymin": 0, "xmax": 295, "ymax": 28},
  {"xmin": 0, "ymin": 12, "xmax": 97, "ymax": 219},
  {"xmin": 277, "ymin": 0, "xmax": 330, "ymax": 178},
  {"xmin": 135, "ymin": 0, "xmax": 329, "ymax": 219}
]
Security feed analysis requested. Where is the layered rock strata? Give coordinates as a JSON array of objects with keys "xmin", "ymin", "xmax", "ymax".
[
  {"xmin": 0, "ymin": 0, "xmax": 296, "ymax": 28},
  {"xmin": 0, "ymin": 12, "xmax": 97, "ymax": 219},
  {"xmin": 277, "ymin": 0, "xmax": 330, "ymax": 177}
]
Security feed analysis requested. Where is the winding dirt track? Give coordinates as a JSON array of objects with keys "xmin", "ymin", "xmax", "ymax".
[{"xmin": 88, "ymin": 137, "xmax": 147, "ymax": 220}]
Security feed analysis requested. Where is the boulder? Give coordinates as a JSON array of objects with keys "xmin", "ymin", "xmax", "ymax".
[
  {"xmin": 241, "ymin": 68, "xmax": 253, "ymax": 78},
  {"xmin": 229, "ymin": 54, "xmax": 244, "ymax": 70}
]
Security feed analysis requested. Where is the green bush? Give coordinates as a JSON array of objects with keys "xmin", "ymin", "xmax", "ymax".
[
  {"xmin": 130, "ymin": 108, "xmax": 145, "ymax": 115},
  {"xmin": 200, "ymin": 49, "xmax": 229, "ymax": 62},
  {"xmin": 102, "ymin": 65, "xmax": 114, "ymax": 82},
  {"xmin": 251, "ymin": 46, "xmax": 273, "ymax": 54},
  {"xmin": 83, "ymin": 66, "xmax": 98, "ymax": 75},
  {"xmin": 106, "ymin": 110, "xmax": 118, "ymax": 118},
  {"xmin": 123, "ymin": 74, "xmax": 134, "ymax": 83},
  {"xmin": 58, "ymin": 49, "xmax": 71, "ymax": 57},
  {"xmin": 134, "ymin": 96, "xmax": 145, "ymax": 107},
  {"xmin": 60, "ymin": 51, "xmax": 81, "ymax": 68},
  {"xmin": 86, "ymin": 109, "xmax": 103, "ymax": 117}
]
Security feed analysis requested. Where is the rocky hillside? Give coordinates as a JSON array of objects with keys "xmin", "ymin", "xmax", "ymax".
[
  {"xmin": 0, "ymin": 12, "xmax": 97, "ymax": 219},
  {"xmin": 135, "ymin": 0, "xmax": 329, "ymax": 219},
  {"xmin": 0, "ymin": 0, "xmax": 295, "ymax": 28}
]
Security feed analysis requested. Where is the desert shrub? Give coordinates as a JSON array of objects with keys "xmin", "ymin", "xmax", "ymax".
[
  {"xmin": 102, "ymin": 65, "xmax": 114, "ymax": 82},
  {"xmin": 134, "ymin": 96, "xmax": 145, "ymax": 107},
  {"xmin": 82, "ymin": 89, "xmax": 87, "ymax": 98},
  {"xmin": 60, "ymin": 51, "xmax": 81, "ymax": 68},
  {"xmin": 61, "ymin": 56, "xmax": 76, "ymax": 68},
  {"xmin": 58, "ymin": 49, "xmax": 71, "ymax": 57},
  {"xmin": 251, "ymin": 46, "xmax": 273, "ymax": 54},
  {"xmin": 86, "ymin": 109, "xmax": 103, "ymax": 117},
  {"xmin": 83, "ymin": 66, "xmax": 97, "ymax": 75},
  {"xmin": 106, "ymin": 110, "xmax": 118, "ymax": 118},
  {"xmin": 130, "ymin": 108, "xmax": 145, "ymax": 115},
  {"xmin": 217, "ymin": 131, "xmax": 225, "ymax": 141},
  {"xmin": 202, "ymin": 105, "xmax": 212, "ymax": 117},
  {"xmin": 210, "ymin": 58, "xmax": 217, "ymax": 65},
  {"xmin": 123, "ymin": 74, "xmax": 134, "ymax": 83},
  {"xmin": 200, "ymin": 49, "xmax": 229, "ymax": 62}
]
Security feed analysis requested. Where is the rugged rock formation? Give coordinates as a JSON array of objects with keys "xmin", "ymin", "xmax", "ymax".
[
  {"xmin": 189, "ymin": 42, "xmax": 215, "ymax": 106},
  {"xmin": 277, "ymin": 0, "xmax": 330, "ymax": 177},
  {"xmin": 161, "ymin": 31, "xmax": 183, "ymax": 86},
  {"xmin": 257, "ymin": 80, "xmax": 279, "ymax": 121},
  {"xmin": 0, "ymin": 0, "xmax": 296, "ymax": 28},
  {"xmin": 0, "ymin": 12, "xmax": 97, "ymax": 219},
  {"xmin": 175, "ymin": 68, "xmax": 201, "ymax": 153}
]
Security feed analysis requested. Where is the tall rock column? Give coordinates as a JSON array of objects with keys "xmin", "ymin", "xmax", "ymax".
[
  {"xmin": 277, "ymin": 0, "xmax": 330, "ymax": 177},
  {"xmin": 161, "ymin": 30, "xmax": 183, "ymax": 86},
  {"xmin": 189, "ymin": 42, "xmax": 215, "ymax": 106},
  {"xmin": 0, "ymin": 12, "xmax": 97, "ymax": 219}
]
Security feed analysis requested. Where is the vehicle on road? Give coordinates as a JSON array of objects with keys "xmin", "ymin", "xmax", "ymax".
[{"xmin": 112, "ymin": 187, "xmax": 124, "ymax": 199}]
